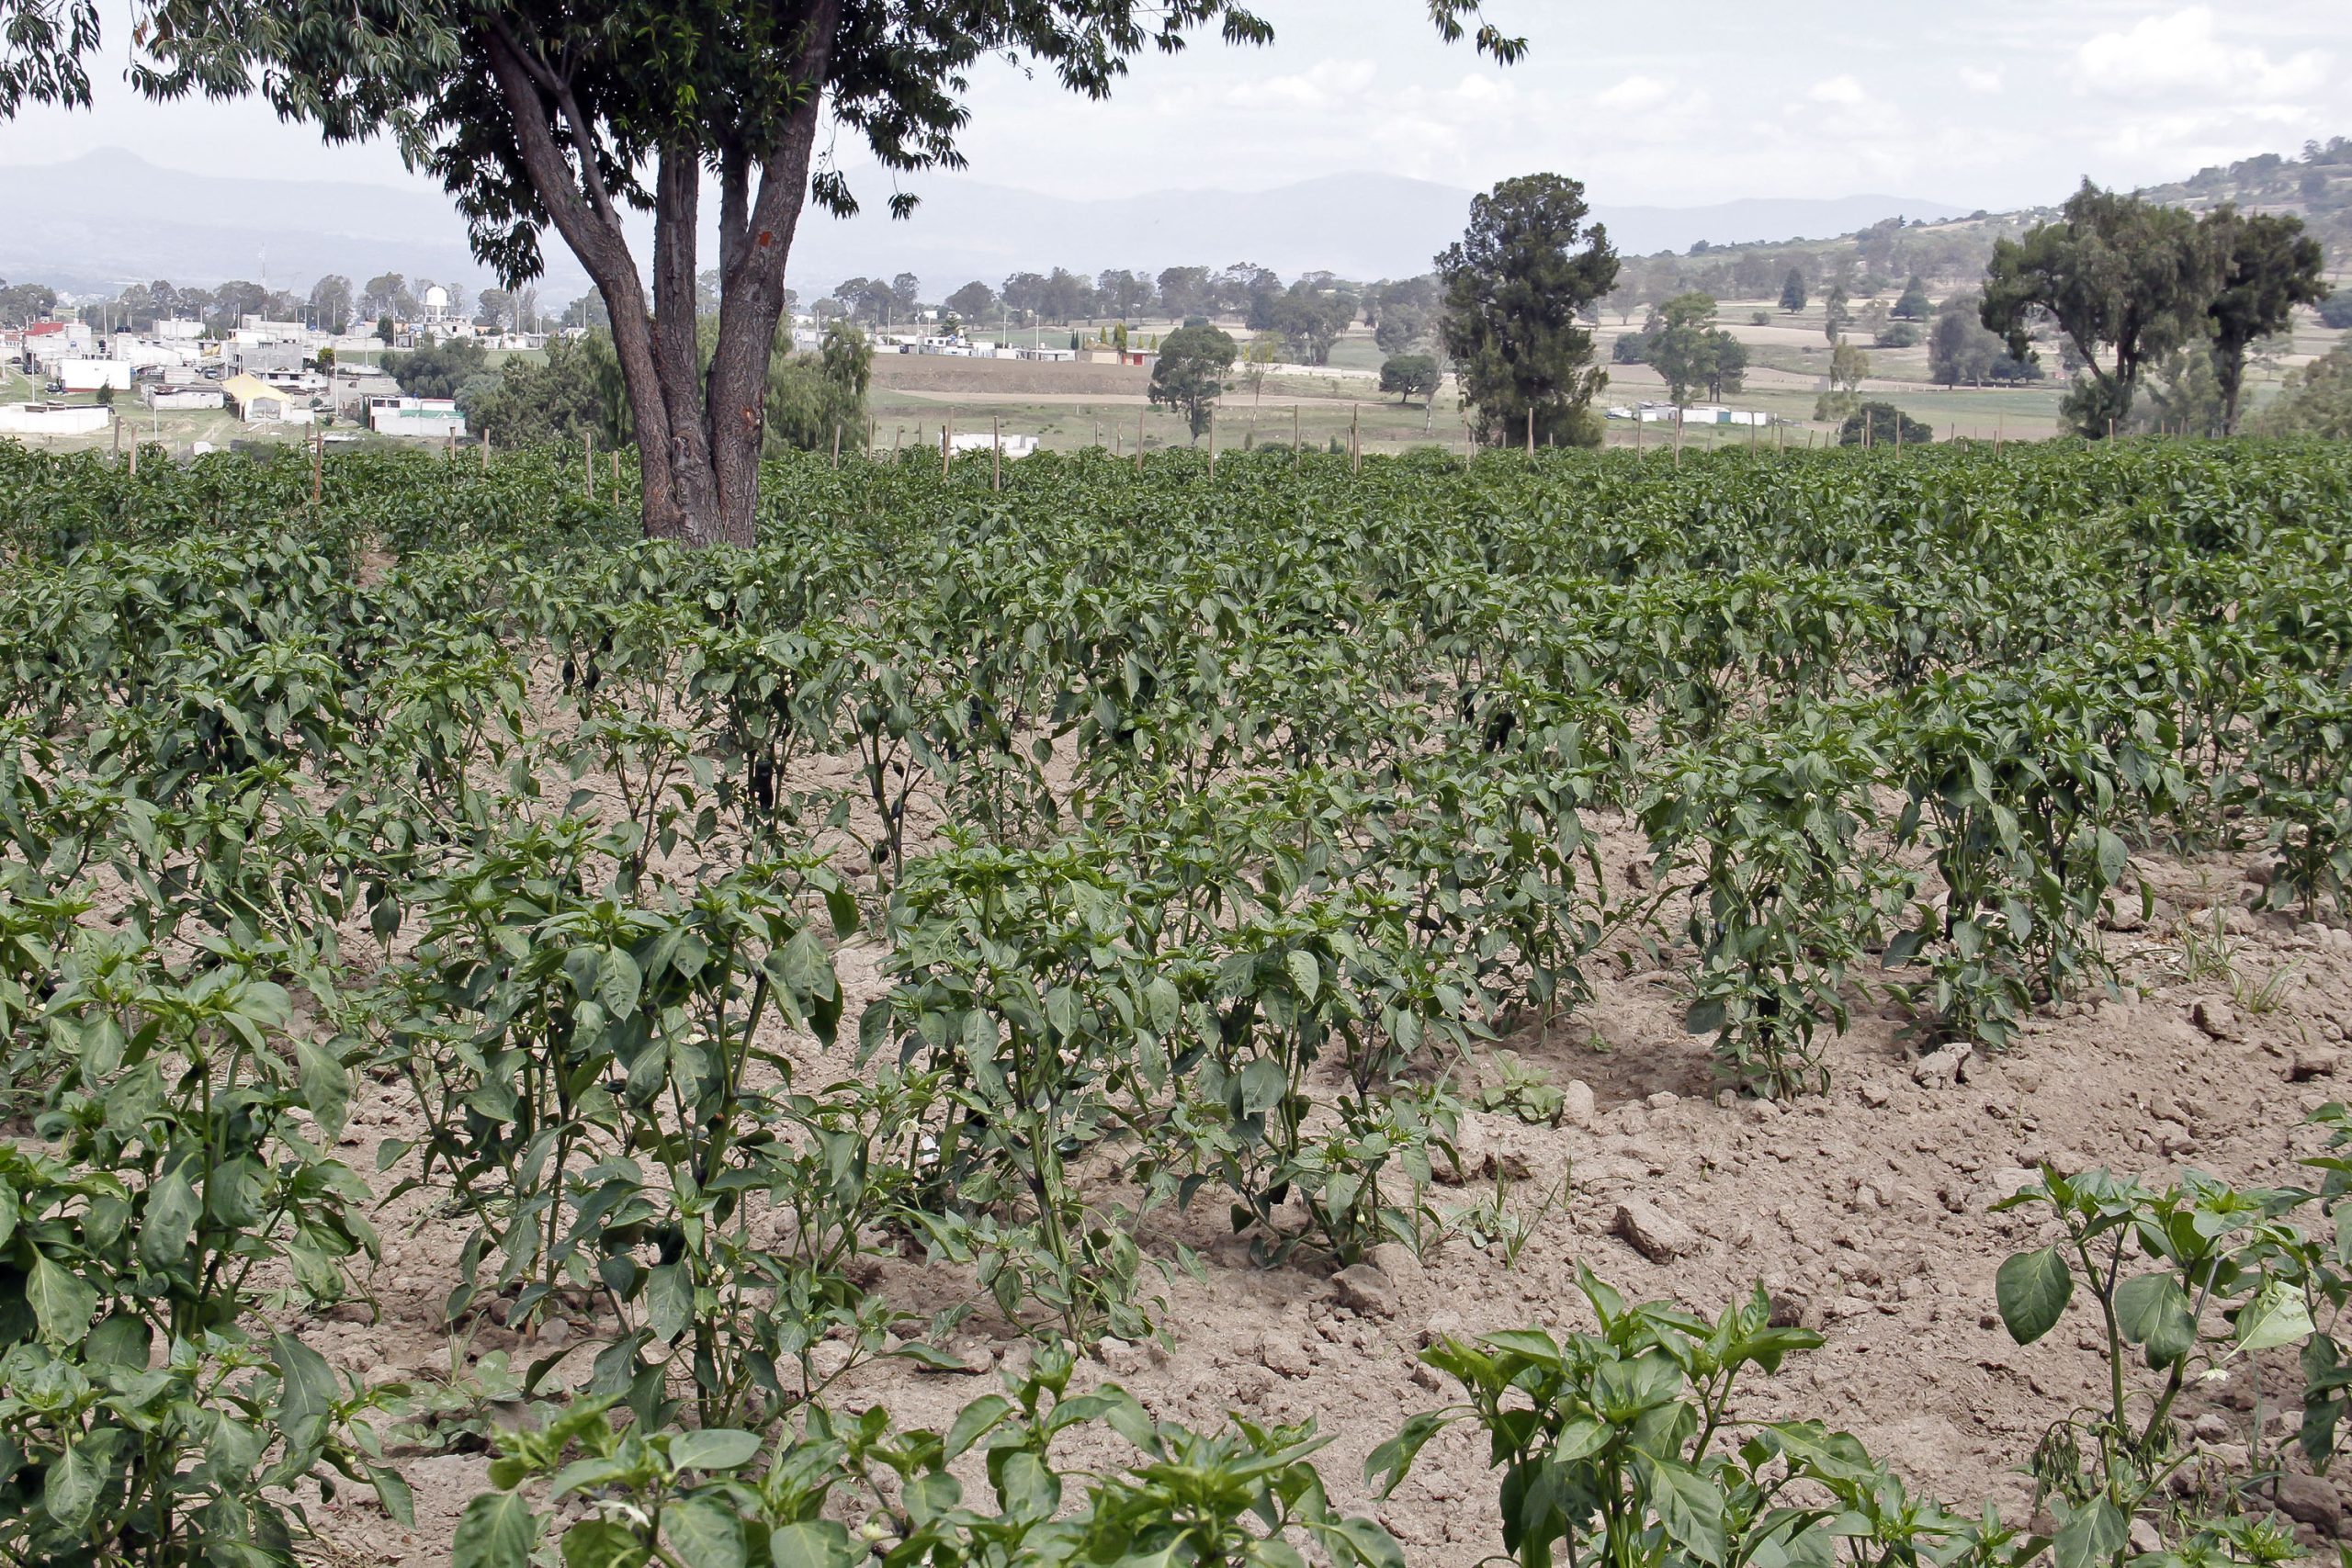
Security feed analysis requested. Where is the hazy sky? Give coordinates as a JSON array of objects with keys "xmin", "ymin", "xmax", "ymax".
[{"xmin": 1, "ymin": 1, "xmax": 2345, "ymax": 210}]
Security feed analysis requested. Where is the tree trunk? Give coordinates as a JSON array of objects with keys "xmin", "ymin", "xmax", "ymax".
[{"xmin": 481, "ymin": 5, "xmax": 840, "ymax": 547}]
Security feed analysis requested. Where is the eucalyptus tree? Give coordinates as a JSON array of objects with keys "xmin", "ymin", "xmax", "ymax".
[{"xmin": 4, "ymin": 0, "xmax": 1522, "ymax": 546}]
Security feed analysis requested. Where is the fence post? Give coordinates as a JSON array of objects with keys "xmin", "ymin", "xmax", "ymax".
[
  {"xmin": 586, "ymin": 430, "xmax": 595, "ymax": 500},
  {"xmin": 1525, "ymin": 406, "xmax": 1533, "ymax": 456},
  {"xmin": 992, "ymin": 415, "xmax": 1001, "ymax": 491},
  {"xmin": 1207, "ymin": 405, "xmax": 1217, "ymax": 477},
  {"xmin": 1293, "ymin": 404, "xmax": 1301, "ymax": 469},
  {"xmin": 1135, "ymin": 405, "xmax": 1145, "ymax": 475},
  {"xmin": 831, "ymin": 423, "xmax": 841, "ymax": 469},
  {"xmin": 1351, "ymin": 402, "xmax": 1361, "ymax": 474}
]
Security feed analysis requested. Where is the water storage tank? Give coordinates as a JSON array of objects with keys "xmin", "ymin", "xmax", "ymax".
[{"xmin": 424, "ymin": 285, "xmax": 450, "ymax": 317}]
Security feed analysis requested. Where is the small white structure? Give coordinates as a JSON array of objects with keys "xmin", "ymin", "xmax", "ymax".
[
  {"xmin": 58, "ymin": 358, "xmax": 135, "ymax": 392},
  {"xmin": 950, "ymin": 431, "xmax": 1040, "ymax": 459},
  {"xmin": 367, "ymin": 395, "xmax": 466, "ymax": 439},
  {"xmin": 0, "ymin": 402, "xmax": 111, "ymax": 435},
  {"xmin": 144, "ymin": 384, "xmax": 226, "ymax": 412},
  {"xmin": 153, "ymin": 319, "xmax": 206, "ymax": 342},
  {"xmin": 1607, "ymin": 401, "xmax": 1770, "ymax": 426},
  {"xmin": 20, "ymin": 321, "xmax": 94, "ymax": 366}
]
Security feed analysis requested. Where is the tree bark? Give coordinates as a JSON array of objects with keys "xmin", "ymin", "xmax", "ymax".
[{"xmin": 481, "ymin": 5, "xmax": 840, "ymax": 547}]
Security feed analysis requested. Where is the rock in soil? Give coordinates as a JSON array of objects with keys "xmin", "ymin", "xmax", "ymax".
[{"xmin": 1613, "ymin": 1200, "xmax": 1701, "ymax": 1262}]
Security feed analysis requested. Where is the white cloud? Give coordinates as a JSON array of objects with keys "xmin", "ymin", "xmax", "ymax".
[
  {"xmin": 1959, "ymin": 67, "xmax": 2003, "ymax": 96},
  {"xmin": 1246, "ymin": 58, "xmax": 1379, "ymax": 111},
  {"xmin": 2073, "ymin": 7, "xmax": 2328, "ymax": 101},
  {"xmin": 1597, "ymin": 73, "xmax": 1670, "ymax": 109},
  {"xmin": 1808, "ymin": 75, "xmax": 1868, "ymax": 106}
]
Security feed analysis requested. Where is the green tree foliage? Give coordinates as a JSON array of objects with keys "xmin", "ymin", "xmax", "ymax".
[
  {"xmin": 2318, "ymin": 295, "xmax": 2352, "ymax": 330},
  {"xmin": 1148, "ymin": 322, "xmax": 1237, "ymax": 439},
  {"xmin": 1645, "ymin": 292, "xmax": 1746, "ymax": 405},
  {"xmin": 1928, "ymin": 294, "xmax": 2040, "ymax": 387},
  {"xmin": 1261, "ymin": 281, "xmax": 1357, "ymax": 366},
  {"xmin": 383, "ymin": 338, "xmax": 491, "ymax": 400},
  {"xmin": 2252, "ymin": 344, "xmax": 2352, "ymax": 439},
  {"xmin": 69, "ymin": 0, "xmax": 1520, "ymax": 547},
  {"xmin": 944, "ymin": 281, "xmax": 998, "ymax": 326},
  {"xmin": 1822, "ymin": 283, "xmax": 1849, "ymax": 344},
  {"xmin": 1837, "ymin": 400, "xmax": 1932, "ymax": 446},
  {"xmin": 1892, "ymin": 275, "xmax": 1932, "ymax": 320},
  {"xmin": 1982, "ymin": 182, "xmax": 2224, "ymax": 437},
  {"xmin": 1779, "ymin": 265, "xmax": 1807, "ymax": 313},
  {"xmin": 1379, "ymin": 352, "xmax": 1442, "ymax": 407},
  {"xmin": 2129, "ymin": 345, "xmax": 2228, "ymax": 437},
  {"xmin": 464, "ymin": 334, "xmax": 630, "ymax": 449},
  {"xmin": 1438, "ymin": 173, "xmax": 1621, "ymax": 447},
  {"xmin": 765, "ymin": 321, "xmax": 872, "ymax": 454},
  {"xmin": 306, "ymin": 273, "xmax": 353, "ymax": 333},
  {"xmin": 2203, "ymin": 207, "xmax": 2330, "ymax": 434},
  {"xmin": 1875, "ymin": 319, "xmax": 1921, "ymax": 348}
]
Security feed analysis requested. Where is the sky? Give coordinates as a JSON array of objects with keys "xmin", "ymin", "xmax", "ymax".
[{"xmin": 0, "ymin": 0, "xmax": 2345, "ymax": 213}]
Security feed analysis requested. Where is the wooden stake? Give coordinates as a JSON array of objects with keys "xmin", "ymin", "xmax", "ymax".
[
  {"xmin": 991, "ymin": 415, "xmax": 1001, "ymax": 491},
  {"xmin": 1525, "ymin": 406, "xmax": 1534, "ymax": 456},
  {"xmin": 942, "ymin": 419, "xmax": 952, "ymax": 478},
  {"xmin": 867, "ymin": 415, "xmax": 876, "ymax": 455},
  {"xmin": 586, "ymin": 430, "xmax": 595, "ymax": 500},
  {"xmin": 481, "ymin": 429, "xmax": 490, "ymax": 471},
  {"xmin": 1207, "ymin": 405, "xmax": 1217, "ymax": 477},
  {"xmin": 1351, "ymin": 402, "xmax": 1360, "ymax": 474},
  {"xmin": 1293, "ymin": 405, "xmax": 1301, "ymax": 468},
  {"xmin": 831, "ymin": 423, "xmax": 842, "ymax": 469},
  {"xmin": 1135, "ymin": 405, "xmax": 1145, "ymax": 475},
  {"xmin": 311, "ymin": 424, "xmax": 322, "ymax": 506},
  {"xmin": 611, "ymin": 450, "xmax": 619, "ymax": 485}
]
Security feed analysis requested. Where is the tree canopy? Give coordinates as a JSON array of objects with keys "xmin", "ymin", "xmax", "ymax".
[
  {"xmin": 9, "ymin": 0, "xmax": 1521, "ymax": 545},
  {"xmin": 1981, "ymin": 181, "xmax": 2223, "ymax": 438},
  {"xmin": 1437, "ymin": 173, "xmax": 1621, "ymax": 448},
  {"xmin": 1148, "ymin": 322, "xmax": 1237, "ymax": 440},
  {"xmin": 2203, "ymin": 207, "xmax": 2329, "ymax": 434},
  {"xmin": 1645, "ymin": 291, "xmax": 1745, "ymax": 406}
]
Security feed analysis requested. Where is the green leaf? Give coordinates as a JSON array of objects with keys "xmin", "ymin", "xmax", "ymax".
[
  {"xmin": 662, "ymin": 1495, "xmax": 745, "ymax": 1568},
  {"xmin": 597, "ymin": 948, "xmax": 644, "ymax": 1017},
  {"xmin": 562, "ymin": 1519, "xmax": 650, "ymax": 1568},
  {"xmin": 297, "ymin": 1036, "xmax": 351, "ymax": 1138},
  {"xmin": 140, "ymin": 1167, "xmax": 200, "ymax": 1269},
  {"xmin": 27, "ymin": 1250, "xmax": 97, "ymax": 1346},
  {"xmin": 2112, "ymin": 1271, "xmax": 2196, "ymax": 1367},
  {"xmin": 272, "ymin": 1332, "xmax": 340, "ymax": 1465},
  {"xmin": 1995, "ymin": 1247, "xmax": 2072, "ymax": 1345},
  {"xmin": 369, "ymin": 1464, "xmax": 417, "ymax": 1529},
  {"xmin": 2237, "ymin": 1279, "xmax": 2315, "ymax": 1353},
  {"xmin": 43, "ymin": 1438, "xmax": 104, "ymax": 1531},
  {"xmin": 2052, "ymin": 1498, "xmax": 2126, "ymax": 1568},
  {"xmin": 1643, "ymin": 1455, "xmax": 1727, "ymax": 1566},
  {"xmin": 1286, "ymin": 949, "xmax": 1322, "ymax": 1004},
  {"xmin": 646, "ymin": 1262, "xmax": 693, "ymax": 1345},
  {"xmin": 769, "ymin": 1521, "xmax": 854, "ymax": 1568},
  {"xmin": 668, "ymin": 1428, "xmax": 762, "ymax": 1472},
  {"xmin": 452, "ymin": 1492, "xmax": 540, "ymax": 1568}
]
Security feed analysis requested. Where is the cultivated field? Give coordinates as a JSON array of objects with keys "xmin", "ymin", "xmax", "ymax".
[{"xmin": 4, "ymin": 438, "xmax": 2352, "ymax": 1566}]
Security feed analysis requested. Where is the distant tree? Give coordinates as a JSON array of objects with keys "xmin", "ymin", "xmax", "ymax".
[
  {"xmin": 1266, "ymin": 280, "xmax": 1357, "ymax": 366},
  {"xmin": 1148, "ymin": 322, "xmax": 1237, "ymax": 440},
  {"xmin": 474, "ymin": 287, "xmax": 517, "ymax": 331},
  {"xmin": 1779, "ymin": 266, "xmax": 1807, "ymax": 313},
  {"xmin": 1821, "ymin": 283, "xmax": 1849, "ymax": 344},
  {"xmin": 1647, "ymin": 291, "xmax": 1742, "ymax": 405},
  {"xmin": 890, "ymin": 272, "xmax": 922, "ymax": 319},
  {"xmin": 0, "ymin": 281, "xmax": 58, "ymax": 323},
  {"xmin": 1144, "ymin": 266, "xmax": 1198, "ymax": 319},
  {"xmin": 95, "ymin": 382, "xmax": 114, "ymax": 407},
  {"xmin": 1892, "ymin": 275, "xmax": 1932, "ymax": 320},
  {"xmin": 1982, "ymin": 181, "xmax": 2224, "ymax": 437},
  {"xmin": 767, "ymin": 321, "xmax": 872, "ymax": 453},
  {"xmin": 945, "ymin": 281, "xmax": 998, "ymax": 325},
  {"xmin": 1001, "ymin": 272, "xmax": 1046, "ymax": 324},
  {"xmin": 361, "ymin": 272, "xmax": 413, "ymax": 318},
  {"xmin": 1374, "ymin": 303, "xmax": 1432, "ymax": 355},
  {"xmin": 308, "ymin": 274, "xmax": 354, "ymax": 333},
  {"xmin": 1037, "ymin": 267, "xmax": 1097, "ymax": 324},
  {"xmin": 1379, "ymin": 352, "xmax": 1442, "ymax": 407},
  {"xmin": 1928, "ymin": 292, "xmax": 2040, "ymax": 386},
  {"xmin": 562, "ymin": 292, "xmax": 611, "ymax": 330},
  {"xmin": 376, "ymin": 313, "xmax": 395, "ymax": 344},
  {"xmin": 1218, "ymin": 263, "xmax": 1283, "ymax": 322},
  {"xmin": 466, "ymin": 333, "xmax": 628, "ymax": 447},
  {"xmin": 207, "ymin": 280, "xmax": 266, "ymax": 334},
  {"xmin": 1830, "ymin": 338, "xmax": 1871, "ymax": 394},
  {"xmin": 832, "ymin": 277, "xmax": 895, "ymax": 326},
  {"xmin": 1838, "ymin": 400, "xmax": 1931, "ymax": 446},
  {"xmin": 383, "ymin": 337, "xmax": 491, "ymax": 400},
  {"xmin": 2201, "ymin": 206, "xmax": 2330, "ymax": 434},
  {"xmin": 1096, "ymin": 268, "xmax": 1154, "ymax": 319},
  {"xmin": 1437, "ymin": 173, "xmax": 1621, "ymax": 447},
  {"xmin": 2250, "ymin": 344, "xmax": 2352, "ymax": 439},
  {"xmin": 1875, "ymin": 319, "xmax": 1921, "ymax": 348}
]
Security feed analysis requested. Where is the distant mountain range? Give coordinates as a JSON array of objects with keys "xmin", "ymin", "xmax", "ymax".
[{"xmin": 0, "ymin": 148, "xmax": 1970, "ymax": 300}]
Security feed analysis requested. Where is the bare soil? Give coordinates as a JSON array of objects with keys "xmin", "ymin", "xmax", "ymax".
[{"xmin": 282, "ymin": 811, "xmax": 2352, "ymax": 1565}]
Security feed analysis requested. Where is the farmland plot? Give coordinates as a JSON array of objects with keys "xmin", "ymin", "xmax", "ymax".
[{"xmin": 5, "ymin": 437, "xmax": 2352, "ymax": 1566}]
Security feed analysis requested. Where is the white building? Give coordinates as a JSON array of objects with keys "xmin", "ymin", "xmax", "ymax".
[
  {"xmin": 58, "ymin": 359, "xmax": 135, "ymax": 392},
  {"xmin": 949, "ymin": 431, "xmax": 1039, "ymax": 460},
  {"xmin": 152, "ymin": 319, "xmax": 206, "ymax": 342},
  {"xmin": 0, "ymin": 402, "xmax": 111, "ymax": 435},
  {"xmin": 1607, "ymin": 401, "xmax": 1770, "ymax": 426},
  {"xmin": 143, "ymin": 384, "xmax": 226, "ymax": 412},
  {"xmin": 367, "ymin": 395, "xmax": 466, "ymax": 440},
  {"xmin": 20, "ymin": 321, "xmax": 94, "ymax": 367}
]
